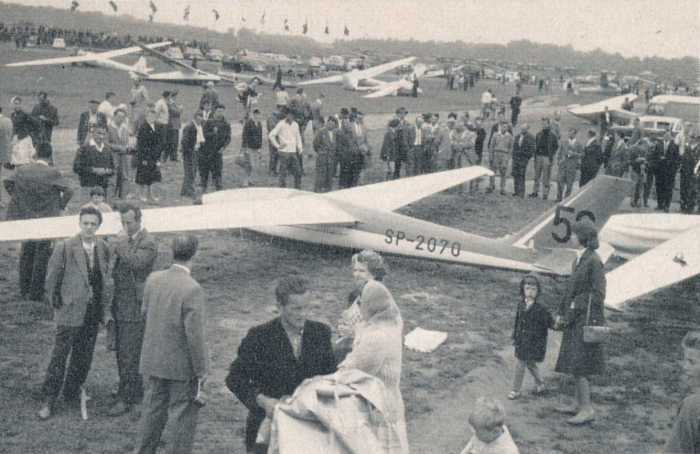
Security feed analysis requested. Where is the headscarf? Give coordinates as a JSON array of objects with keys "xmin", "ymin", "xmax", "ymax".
[{"xmin": 359, "ymin": 280, "xmax": 402, "ymax": 327}]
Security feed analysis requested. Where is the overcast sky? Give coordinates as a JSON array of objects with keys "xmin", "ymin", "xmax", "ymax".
[{"xmin": 12, "ymin": 0, "xmax": 700, "ymax": 59}]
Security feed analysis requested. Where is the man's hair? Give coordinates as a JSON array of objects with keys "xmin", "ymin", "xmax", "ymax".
[
  {"xmin": 89, "ymin": 186, "xmax": 105, "ymax": 197},
  {"xmin": 275, "ymin": 276, "xmax": 309, "ymax": 307},
  {"xmin": 35, "ymin": 142, "xmax": 52, "ymax": 159},
  {"xmin": 119, "ymin": 203, "xmax": 142, "ymax": 221},
  {"xmin": 105, "ymin": 91, "xmax": 115, "ymax": 99},
  {"xmin": 93, "ymin": 121, "xmax": 108, "ymax": 131},
  {"xmin": 79, "ymin": 205, "xmax": 103, "ymax": 226},
  {"xmin": 172, "ymin": 234, "xmax": 199, "ymax": 261},
  {"xmin": 468, "ymin": 396, "xmax": 505, "ymax": 430}
]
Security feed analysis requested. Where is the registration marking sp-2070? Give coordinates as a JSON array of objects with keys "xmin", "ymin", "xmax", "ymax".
[{"xmin": 385, "ymin": 229, "xmax": 461, "ymax": 257}]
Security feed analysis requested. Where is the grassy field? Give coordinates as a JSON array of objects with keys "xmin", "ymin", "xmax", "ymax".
[{"xmin": 0, "ymin": 41, "xmax": 699, "ymax": 454}]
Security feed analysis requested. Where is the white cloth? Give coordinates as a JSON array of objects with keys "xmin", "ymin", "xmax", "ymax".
[
  {"xmin": 460, "ymin": 425, "xmax": 519, "ymax": 454},
  {"xmin": 269, "ymin": 120, "xmax": 303, "ymax": 154}
]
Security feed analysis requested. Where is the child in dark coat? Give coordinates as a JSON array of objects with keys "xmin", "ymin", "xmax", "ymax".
[{"xmin": 509, "ymin": 273, "xmax": 553, "ymax": 399}]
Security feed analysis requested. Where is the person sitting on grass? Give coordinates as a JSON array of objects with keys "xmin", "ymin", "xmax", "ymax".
[
  {"xmin": 82, "ymin": 186, "xmax": 112, "ymax": 213},
  {"xmin": 509, "ymin": 273, "xmax": 553, "ymax": 400},
  {"xmin": 460, "ymin": 396, "xmax": 519, "ymax": 454}
]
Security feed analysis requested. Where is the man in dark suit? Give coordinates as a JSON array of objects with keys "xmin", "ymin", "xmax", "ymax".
[
  {"xmin": 511, "ymin": 123, "xmax": 535, "ymax": 197},
  {"xmin": 226, "ymin": 276, "xmax": 336, "ymax": 454},
  {"xmin": 4, "ymin": 142, "xmax": 73, "ymax": 300},
  {"xmin": 579, "ymin": 129, "xmax": 603, "ymax": 188},
  {"xmin": 312, "ymin": 116, "xmax": 338, "ymax": 193},
  {"xmin": 599, "ymin": 105, "xmax": 612, "ymax": 136},
  {"xmin": 134, "ymin": 234, "xmax": 208, "ymax": 454},
  {"xmin": 199, "ymin": 104, "xmax": 231, "ymax": 193},
  {"xmin": 556, "ymin": 128, "xmax": 584, "ymax": 201},
  {"xmin": 39, "ymin": 206, "xmax": 111, "ymax": 420},
  {"xmin": 73, "ymin": 122, "xmax": 114, "ymax": 201},
  {"xmin": 30, "ymin": 91, "xmax": 59, "ymax": 146},
  {"xmin": 337, "ymin": 112, "xmax": 363, "ymax": 189},
  {"xmin": 653, "ymin": 131, "xmax": 681, "ymax": 212},
  {"xmin": 180, "ymin": 110, "xmax": 204, "ymax": 199},
  {"xmin": 107, "ymin": 204, "xmax": 157, "ymax": 417},
  {"xmin": 77, "ymin": 99, "xmax": 107, "ymax": 146}
]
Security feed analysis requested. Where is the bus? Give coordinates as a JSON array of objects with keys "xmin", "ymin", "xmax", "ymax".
[{"xmin": 646, "ymin": 95, "xmax": 700, "ymax": 126}]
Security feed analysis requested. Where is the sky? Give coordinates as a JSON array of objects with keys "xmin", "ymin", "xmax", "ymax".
[{"xmin": 11, "ymin": 0, "xmax": 700, "ymax": 59}]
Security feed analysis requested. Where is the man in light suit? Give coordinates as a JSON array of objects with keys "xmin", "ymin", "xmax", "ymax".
[
  {"xmin": 5, "ymin": 142, "xmax": 73, "ymax": 301},
  {"xmin": 226, "ymin": 276, "xmax": 336, "ymax": 454},
  {"xmin": 107, "ymin": 204, "xmax": 157, "ymax": 417},
  {"xmin": 134, "ymin": 234, "xmax": 208, "ymax": 454},
  {"xmin": 39, "ymin": 206, "xmax": 111, "ymax": 420},
  {"xmin": 312, "ymin": 116, "xmax": 338, "ymax": 193},
  {"xmin": 556, "ymin": 128, "xmax": 584, "ymax": 201}
]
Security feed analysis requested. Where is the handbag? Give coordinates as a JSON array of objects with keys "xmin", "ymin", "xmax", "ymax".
[{"xmin": 583, "ymin": 294, "xmax": 611, "ymax": 343}]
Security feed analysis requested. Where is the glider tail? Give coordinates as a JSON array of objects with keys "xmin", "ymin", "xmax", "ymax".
[
  {"xmin": 132, "ymin": 56, "xmax": 150, "ymax": 75},
  {"xmin": 508, "ymin": 175, "xmax": 634, "ymax": 250}
]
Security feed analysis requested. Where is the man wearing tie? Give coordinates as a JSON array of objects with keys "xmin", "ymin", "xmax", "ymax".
[
  {"xmin": 653, "ymin": 131, "xmax": 681, "ymax": 212},
  {"xmin": 579, "ymin": 129, "xmax": 603, "ymax": 188},
  {"xmin": 312, "ymin": 116, "xmax": 338, "ymax": 193},
  {"xmin": 511, "ymin": 124, "xmax": 535, "ymax": 197},
  {"xmin": 556, "ymin": 128, "xmax": 584, "ymax": 202}
]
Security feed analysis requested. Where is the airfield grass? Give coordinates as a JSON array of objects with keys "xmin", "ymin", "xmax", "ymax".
[{"xmin": 0, "ymin": 42, "xmax": 699, "ymax": 453}]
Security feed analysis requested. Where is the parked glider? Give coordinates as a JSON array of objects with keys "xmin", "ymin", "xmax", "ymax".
[
  {"xmin": 132, "ymin": 41, "xmax": 241, "ymax": 87},
  {"xmin": 298, "ymin": 56, "xmax": 419, "ymax": 97},
  {"xmin": 567, "ymin": 94, "xmax": 638, "ymax": 125},
  {"xmin": 6, "ymin": 42, "xmax": 170, "ymax": 76}
]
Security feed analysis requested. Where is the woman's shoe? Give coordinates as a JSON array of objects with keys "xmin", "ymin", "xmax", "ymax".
[
  {"xmin": 568, "ymin": 408, "xmax": 595, "ymax": 425},
  {"xmin": 507, "ymin": 390, "xmax": 521, "ymax": 400}
]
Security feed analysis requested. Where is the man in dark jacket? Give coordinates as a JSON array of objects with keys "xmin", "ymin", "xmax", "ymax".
[
  {"xmin": 511, "ymin": 123, "xmax": 535, "ymax": 197},
  {"xmin": 241, "ymin": 108, "xmax": 263, "ymax": 186},
  {"xmin": 652, "ymin": 131, "xmax": 681, "ymax": 212},
  {"xmin": 4, "ymin": 142, "xmax": 73, "ymax": 300},
  {"xmin": 77, "ymin": 99, "xmax": 107, "ymax": 146},
  {"xmin": 579, "ymin": 129, "xmax": 603, "ymax": 188},
  {"xmin": 180, "ymin": 110, "xmax": 204, "ymax": 199},
  {"xmin": 530, "ymin": 118, "xmax": 559, "ymax": 200},
  {"xmin": 199, "ymin": 104, "xmax": 231, "ymax": 192},
  {"xmin": 31, "ymin": 91, "xmax": 59, "ymax": 146},
  {"xmin": 73, "ymin": 122, "xmax": 114, "ymax": 199},
  {"xmin": 226, "ymin": 276, "xmax": 336, "ymax": 454}
]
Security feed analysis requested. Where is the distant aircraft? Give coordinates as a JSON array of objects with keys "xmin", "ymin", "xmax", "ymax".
[
  {"xmin": 645, "ymin": 95, "xmax": 700, "ymax": 127},
  {"xmin": 6, "ymin": 42, "xmax": 170, "ymax": 76},
  {"xmin": 567, "ymin": 94, "xmax": 639, "ymax": 125},
  {"xmin": 298, "ymin": 56, "xmax": 421, "ymax": 97},
  {"xmin": 132, "ymin": 41, "xmax": 242, "ymax": 87},
  {"xmin": 0, "ymin": 168, "xmax": 632, "ymax": 279}
]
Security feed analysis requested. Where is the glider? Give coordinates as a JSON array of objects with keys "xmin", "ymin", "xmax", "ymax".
[
  {"xmin": 567, "ymin": 94, "xmax": 638, "ymax": 126},
  {"xmin": 0, "ymin": 168, "xmax": 631, "ymax": 280},
  {"xmin": 6, "ymin": 42, "xmax": 170, "ymax": 77}
]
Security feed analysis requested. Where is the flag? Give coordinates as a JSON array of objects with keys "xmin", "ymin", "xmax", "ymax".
[
  {"xmin": 344, "ymin": 24, "xmax": 349, "ymax": 36},
  {"xmin": 149, "ymin": 0, "xmax": 157, "ymax": 13},
  {"xmin": 260, "ymin": 9, "xmax": 265, "ymax": 25},
  {"xmin": 183, "ymin": 4, "xmax": 189, "ymax": 20},
  {"xmin": 70, "ymin": 0, "xmax": 79, "ymax": 11},
  {"xmin": 108, "ymin": 0, "xmax": 117, "ymax": 12},
  {"xmin": 213, "ymin": 9, "xmax": 219, "ymax": 20},
  {"xmin": 149, "ymin": 14, "xmax": 153, "ymax": 22},
  {"xmin": 302, "ymin": 19, "xmax": 308, "ymax": 34},
  {"xmin": 241, "ymin": 16, "xmax": 246, "ymax": 23},
  {"xmin": 324, "ymin": 24, "xmax": 329, "ymax": 34},
  {"xmin": 284, "ymin": 19, "xmax": 289, "ymax": 32}
]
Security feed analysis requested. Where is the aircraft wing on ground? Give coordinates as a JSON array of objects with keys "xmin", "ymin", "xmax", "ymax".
[
  {"xmin": 325, "ymin": 166, "xmax": 493, "ymax": 212},
  {"xmin": 0, "ymin": 196, "xmax": 355, "ymax": 242},
  {"xmin": 567, "ymin": 94, "xmax": 638, "ymax": 125},
  {"xmin": 363, "ymin": 82, "xmax": 404, "ymax": 98},
  {"xmin": 297, "ymin": 73, "xmax": 344, "ymax": 86},
  {"xmin": 6, "ymin": 42, "xmax": 170, "ymax": 67},
  {"xmin": 299, "ymin": 56, "xmax": 416, "ymax": 87},
  {"xmin": 604, "ymin": 226, "xmax": 700, "ymax": 311}
]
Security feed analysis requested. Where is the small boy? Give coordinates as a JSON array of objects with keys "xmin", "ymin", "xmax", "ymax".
[
  {"xmin": 82, "ymin": 186, "xmax": 112, "ymax": 213},
  {"xmin": 509, "ymin": 273, "xmax": 553, "ymax": 399},
  {"xmin": 460, "ymin": 396, "xmax": 519, "ymax": 454}
]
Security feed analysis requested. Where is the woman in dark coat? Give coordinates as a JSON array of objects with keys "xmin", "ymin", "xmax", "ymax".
[
  {"xmin": 554, "ymin": 219, "xmax": 606, "ymax": 425},
  {"xmin": 135, "ymin": 109, "xmax": 161, "ymax": 203}
]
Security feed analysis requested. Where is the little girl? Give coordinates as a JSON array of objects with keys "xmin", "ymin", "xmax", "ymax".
[{"xmin": 509, "ymin": 273, "xmax": 553, "ymax": 399}]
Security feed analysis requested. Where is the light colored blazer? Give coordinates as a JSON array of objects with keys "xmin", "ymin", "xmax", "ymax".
[
  {"xmin": 139, "ymin": 265, "xmax": 208, "ymax": 381},
  {"xmin": 45, "ymin": 234, "xmax": 111, "ymax": 327}
]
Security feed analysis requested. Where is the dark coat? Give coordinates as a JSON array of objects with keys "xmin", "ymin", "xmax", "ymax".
[
  {"xmin": 180, "ymin": 121, "xmax": 198, "ymax": 158},
  {"xmin": 4, "ymin": 162, "xmax": 73, "ymax": 220},
  {"xmin": 11, "ymin": 109, "xmax": 35, "ymax": 141},
  {"xmin": 135, "ymin": 122, "xmax": 161, "ymax": 186},
  {"xmin": 225, "ymin": 317, "xmax": 336, "ymax": 452},
  {"xmin": 555, "ymin": 248, "xmax": 606, "ymax": 376},
  {"xmin": 202, "ymin": 117, "xmax": 231, "ymax": 155},
  {"xmin": 242, "ymin": 118, "xmax": 263, "ymax": 150},
  {"xmin": 72, "ymin": 141, "xmax": 115, "ymax": 188},
  {"xmin": 380, "ymin": 128, "xmax": 397, "ymax": 162},
  {"xmin": 534, "ymin": 128, "xmax": 559, "ymax": 159},
  {"xmin": 512, "ymin": 132, "xmax": 535, "ymax": 163},
  {"xmin": 111, "ymin": 228, "xmax": 157, "ymax": 323},
  {"xmin": 580, "ymin": 139, "xmax": 603, "ymax": 172},
  {"xmin": 513, "ymin": 300, "xmax": 553, "ymax": 362},
  {"xmin": 77, "ymin": 111, "xmax": 107, "ymax": 145},
  {"xmin": 30, "ymin": 101, "xmax": 59, "ymax": 144}
]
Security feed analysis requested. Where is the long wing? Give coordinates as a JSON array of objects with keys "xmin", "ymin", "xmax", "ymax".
[
  {"xmin": 135, "ymin": 42, "xmax": 238, "ymax": 85},
  {"xmin": 363, "ymin": 82, "xmax": 400, "ymax": 98},
  {"xmin": 567, "ymin": 94, "xmax": 639, "ymax": 125},
  {"xmin": 133, "ymin": 41, "xmax": 198, "ymax": 72},
  {"xmin": 298, "ymin": 73, "xmax": 345, "ymax": 86},
  {"xmin": 6, "ymin": 42, "xmax": 170, "ymax": 67},
  {"xmin": 299, "ymin": 56, "xmax": 416, "ymax": 86},
  {"xmin": 0, "ymin": 196, "xmax": 355, "ymax": 242},
  {"xmin": 325, "ymin": 166, "xmax": 493, "ymax": 212},
  {"xmin": 604, "ymin": 226, "xmax": 700, "ymax": 311}
]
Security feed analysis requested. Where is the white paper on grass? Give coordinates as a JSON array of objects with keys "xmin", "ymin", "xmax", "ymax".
[{"xmin": 404, "ymin": 327, "xmax": 448, "ymax": 353}]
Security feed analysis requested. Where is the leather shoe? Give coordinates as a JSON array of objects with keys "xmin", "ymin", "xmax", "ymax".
[
  {"xmin": 107, "ymin": 401, "xmax": 133, "ymax": 417},
  {"xmin": 37, "ymin": 404, "xmax": 52, "ymax": 420},
  {"xmin": 553, "ymin": 405, "xmax": 579, "ymax": 415},
  {"xmin": 568, "ymin": 408, "xmax": 595, "ymax": 425}
]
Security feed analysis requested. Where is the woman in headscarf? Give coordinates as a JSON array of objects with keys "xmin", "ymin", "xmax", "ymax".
[
  {"xmin": 338, "ymin": 279, "xmax": 408, "ymax": 454},
  {"xmin": 553, "ymin": 218, "xmax": 606, "ymax": 425}
]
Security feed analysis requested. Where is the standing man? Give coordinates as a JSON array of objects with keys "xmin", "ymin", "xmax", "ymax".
[
  {"xmin": 393, "ymin": 107, "xmax": 410, "ymax": 179},
  {"xmin": 0, "ymin": 106, "xmax": 12, "ymax": 206},
  {"xmin": 555, "ymin": 128, "xmax": 584, "ymax": 201},
  {"xmin": 108, "ymin": 105, "xmax": 131, "ymax": 200},
  {"xmin": 266, "ymin": 107, "xmax": 284, "ymax": 176},
  {"xmin": 31, "ymin": 91, "xmax": 59, "ymax": 146},
  {"xmin": 11, "ymin": 97, "xmax": 36, "ymax": 167},
  {"xmin": 337, "ymin": 111, "xmax": 363, "ymax": 189},
  {"xmin": 511, "ymin": 124, "xmax": 535, "ymax": 197},
  {"xmin": 180, "ymin": 110, "xmax": 204, "ymax": 199},
  {"xmin": 530, "ymin": 118, "xmax": 559, "ymax": 200},
  {"xmin": 199, "ymin": 104, "xmax": 231, "ymax": 193},
  {"xmin": 98, "ymin": 91, "xmax": 116, "ymax": 122},
  {"xmin": 154, "ymin": 91, "xmax": 170, "ymax": 162},
  {"xmin": 509, "ymin": 91, "xmax": 522, "ymax": 127},
  {"xmin": 311, "ymin": 93, "xmax": 324, "ymax": 135},
  {"xmin": 406, "ymin": 115, "xmax": 424, "ymax": 176},
  {"xmin": 129, "ymin": 76, "xmax": 149, "ymax": 125},
  {"xmin": 5, "ymin": 143, "xmax": 73, "ymax": 301},
  {"xmin": 579, "ymin": 129, "xmax": 603, "ymax": 188},
  {"xmin": 653, "ymin": 131, "xmax": 681, "ymax": 212},
  {"xmin": 268, "ymin": 107, "xmax": 303, "ymax": 189},
  {"xmin": 225, "ymin": 276, "xmax": 336, "ymax": 454},
  {"xmin": 481, "ymin": 89, "xmax": 493, "ymax": 119},
  {"xmin": 473, "ymin": 117, "xmax": 487, "ymax": 166},
  {"xmin": 487, "ymin": 122, "xmax": 513, "ymax": 195},
  {"xmin": 312, "ymin": 116, "xmax": 337, "ymax": 193},
  {"xmin": 72, "ymin": 122, "xmax": 114, "ymax": 200},
  {"xmin": 241, "ymin": 108, "xmax": 263, "ymax": 187},
  {"xmin": 165, "ymin": 90, "xmax": 183, "ymax": 162},
  {"xmin": 38, "ymin": 206, "xmax": 110, "ymax": 420},
  {"xmin": 199, "ymin": 81, "xmax": 219, "ymax": 111},
  {"xmin": 599, "ymin": 106, "xmax": 612, "ymax": 136},
  {"xmin": 77, "ymin": 99, "xmax": 106, "ymax": 146},
  {"xmin": 134, "ymin": 234, "xmax": 208, "ymax": 454},
  {"xmin": 107, "ymin": 204, "xmax": 157, "ymax": 417},
  {"xmin": 272, "ymin": 66, "xmax": 284, "ymax": 90}
]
